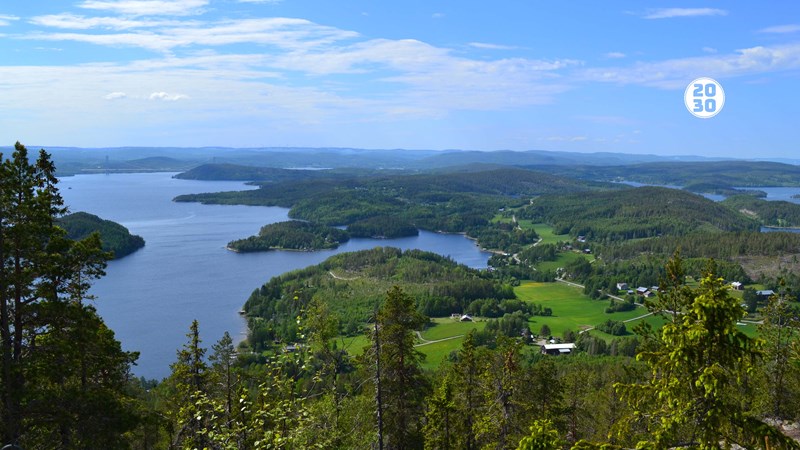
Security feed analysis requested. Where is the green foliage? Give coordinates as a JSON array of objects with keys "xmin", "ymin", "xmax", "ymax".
[
  {"xmin": 615, "ymin": 256, "xmax": 794, "ymax": 448},
  {"xmin": 516, "ymin": 419, "xmax": 566, "ymax": 450},
  {"xmin": 756, "ymin": 285, "xmax": 800, "ymax": 420},
  {"xmin": 0, "ymin": 142, "xmax": 142, "ymax": 447},
  {"xmin": 227, "ymin": 220, "xmax": 350, "ymax": 252},
  {"xmin": 58, "ymin": 211, "xmax": 145, "ymax": 258},
  {"xmin": 520, "ymin": 186, "xmax": 758, "ymax": 242},
  {"xmin": 595, "ymin": 320, "xmax": 627, "ymax": 336},
  {"xmin": 243, "ymin": 247, "xmax": 515, "ymax": 349},
  {"xmin": 347, "ymin": 215, "xmax": 419, "ymax": 238},
  {"xmin": 374, "ymin": 286, "xmax": 429, "ymax": 449},
  {"xmin": 176, "ymin": 167, "xmax": 616, "ymax": 253}
]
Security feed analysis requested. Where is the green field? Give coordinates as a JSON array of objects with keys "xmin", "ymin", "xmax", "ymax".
[
  {"xmin": 522, "ymin": 222, "xmax": 567, "ymax": 246},
  {"xmin": 516, "ymin": 281, "xmax": 646, "ymax": 337},
  {"xmin": 337, "ymin": 317, "xmax": 485, "ymax": 368},
  {"xmin": 421, "ymin": 317, "xmax": 485, "ymax": 341},
  {"xmin": 535, "ymin": 250, "xmax": 594, "ymax": 272}
]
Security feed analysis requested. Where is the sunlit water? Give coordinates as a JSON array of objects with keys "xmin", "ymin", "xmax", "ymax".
[{"xmin": 58, "ymin": 172, "xmax": 491, "ymax": 379}]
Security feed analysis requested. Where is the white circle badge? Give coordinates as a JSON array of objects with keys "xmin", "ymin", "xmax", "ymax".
[{"xmin": 684, "ymin": 77, "xmax": 725, "ymax": 118}]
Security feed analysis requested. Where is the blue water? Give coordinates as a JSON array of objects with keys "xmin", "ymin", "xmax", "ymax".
[{"xmin": 58, "ymin": 172, "xmax": 491, "ymax": 379}]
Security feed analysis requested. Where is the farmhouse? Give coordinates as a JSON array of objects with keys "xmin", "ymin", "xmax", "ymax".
[
  {"xmin": 757, "ymin": 289, "xmax": 775, "ymax": 298},
  {"xmin": 616, "ymin": 282, "xmax": 629, "ymax": 291},
  {"xmin": 541, "ymin": 343, "xmax": 576, "ymax": 356},
  {"xmin": 459, "ymin": 314, "xmax": 473, "ymax": 322},
  {"xmin": 731, "ymin": 281, "xmax": 743, "ymax": 290}
]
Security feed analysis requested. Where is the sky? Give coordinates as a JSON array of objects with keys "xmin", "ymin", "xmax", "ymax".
[{"xmin": 1, "ymin": 1, "xmax": 799, "ymax": 158}]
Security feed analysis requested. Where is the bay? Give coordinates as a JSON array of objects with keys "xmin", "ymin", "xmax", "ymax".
[{"xmin": 58, "ymin": 172, "xmax": 492, "ymax": 380}]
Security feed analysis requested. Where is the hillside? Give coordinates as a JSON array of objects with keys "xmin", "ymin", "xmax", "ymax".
[
  {"xmin": 520, "ymin": 186, "xmax": 759, "ymax": 242},
  {"xmin": 721, "ymin": 195, "xmax": 800, "ymax": 228},
  {"xmin": 242, "ymin": 247, "xmax": 515, "ymax": 350},
  {"xmin": 58, "ymin": 212, "xmax": 145, "ymax": 258}
]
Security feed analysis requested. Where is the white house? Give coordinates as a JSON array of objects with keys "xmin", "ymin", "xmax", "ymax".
[{"xmin": 541, "ymin": 343, "xmax": 576, "ymax": 355}]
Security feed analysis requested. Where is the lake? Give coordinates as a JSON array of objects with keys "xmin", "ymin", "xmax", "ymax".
[{"xmin": 58, "ymin": 172, "xmax": 492, "ymax": 380}]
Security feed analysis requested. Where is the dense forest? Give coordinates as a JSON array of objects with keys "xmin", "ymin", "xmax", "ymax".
[
  {"xmin": 58, "ymin": 211, "xmax": 145, "ymax": 258},
  {"xmin": 519, "ymin": 186, "xmax": 759, "ymax": 242},
  {"xmin": 227, "ymin": 220, "xmax": 350, "ymax": 252},
  {"xmin": 346, "ymin": 215, "xmax": 419, "ymax": 238}
]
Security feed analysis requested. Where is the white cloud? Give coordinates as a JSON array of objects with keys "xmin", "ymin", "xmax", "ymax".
[
  {"xmin": 605, "ymin": 52, "xmax": 626, "ymax": 59},
  {"xmin": 104, "ymin": 91, "xmax": 127, "ymax": 99},
  {"xmin": 30, "ymin": 13, "xmax": 183, "ymax": 30},
  {"xmin": 27, "ymin": 17, "xmax": 359, "ymax": 52},
  {"xmin": 0, "ymin": 14, "xmax": 20, "ymax": 26},
  {"xmin": 78, "ymin": 0, "xmax": 209, "ymax": 16},
  {"xmin": 149, "ymin": 91, "xmax": 188, "ymax": 100},
  {"xmin": 759, "ymin": 24, "xmax": 800, "ymax": 34},
  {"xmin": 468, "ymin": 42, "xmax": 517, "ymax": 50},
  {"xmin": 582, "ymin": 43, "xmax": 800, "ymax": 88},
  {"xmin": 431, "ymin": 13, "xmax": 445, "ymax": 19},
  {"xmin": 702, "ymin": 46, "xmax": 717, "ymax": 53},
  {"xmin": 542, "ymin": 136, "xmax": 588, "ymax": 142},
  {"xmin": 643, "ymin": 8, "xmax": 727, "ymax": 19}
]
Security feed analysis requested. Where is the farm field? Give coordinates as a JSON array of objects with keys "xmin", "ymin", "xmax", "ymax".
[{"xmin": 516, "ymin": 281, "xmax": 645, "ymax": 337}]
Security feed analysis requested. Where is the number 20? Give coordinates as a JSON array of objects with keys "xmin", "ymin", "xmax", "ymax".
[{"xmin": 693, "ymin": 83, "xmax": 716, "ymax": 98}]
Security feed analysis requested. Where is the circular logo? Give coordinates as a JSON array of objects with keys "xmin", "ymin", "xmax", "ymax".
[{"xmin": 684, "ymin": 77, "xmax": 725, "ymax": 118}]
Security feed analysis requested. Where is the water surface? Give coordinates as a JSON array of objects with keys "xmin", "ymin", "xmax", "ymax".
[{"xmin": 59, "ymin": 172, "xmax": 491, "ymax": 379}]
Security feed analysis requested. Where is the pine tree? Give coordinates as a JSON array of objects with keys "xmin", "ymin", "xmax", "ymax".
[
  {"xmin": 616, "ymin": 258, "xmax": 800, "ymax": 449},
  {"xmin": 373, "ymin": 286, "xmax": 428, "ymax": 449},
  {"xmin": 0, "ymin": 142, "xmax": 140, "ymax": 447}
]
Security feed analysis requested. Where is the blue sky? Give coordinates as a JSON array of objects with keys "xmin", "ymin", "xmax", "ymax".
[{"xmin": 1, "ymin": 1, "xmax": 799, "ymax": 158}]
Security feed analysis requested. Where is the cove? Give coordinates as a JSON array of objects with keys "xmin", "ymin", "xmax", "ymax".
[{"xmin": 58, "ymin": 172, "xmax": 492, "ymax": 379}]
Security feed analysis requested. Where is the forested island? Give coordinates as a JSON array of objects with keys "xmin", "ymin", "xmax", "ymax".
[
  {"xmin": 58, "ymin": 211, "xmax": 145, "ymax": 258},
  {"xmin": 227, "ymin": 220, "xmax": 350, "ymax": 252}
]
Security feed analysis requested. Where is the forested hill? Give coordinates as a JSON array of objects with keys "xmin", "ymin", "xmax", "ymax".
[
  {"xmin": 174, "ymin": 168, "xmax": 621, "ymax": 248},
  {"xmin": 174, "ymin": 163, "xmax": 361, "ymax": 182},
  {"xmin": 520, "ymin": 186, "xmax": 759, "ymax": 242},
  {"xmin": 722, "ymin": 194, "xmax": 800, "ymax": 228},
  {"xmin": 243, "ymin": 247, "xmax": 514, "ymax": 350},
  {"xmin": 58, "ymin": 212, "xmax": 145, "ymax": 258},
  {"xmin": 533, "ymin": 160, "xmax": 800, "ymax": 189},
  {"xmin": 174, "ymin": 167, "xmax": 619, "ymax": 214}
]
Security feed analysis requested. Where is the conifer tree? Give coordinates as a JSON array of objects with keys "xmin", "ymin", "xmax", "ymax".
[
  {"xmin": 0, "ymin": 142, "xmax": 140, "ymax": 447},
  {"xmin": 373, "ymin": 286, "xmax": 428, "ymax": 449}
]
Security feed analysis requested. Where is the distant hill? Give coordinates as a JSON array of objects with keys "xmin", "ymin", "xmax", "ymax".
[
  {"xmin": 532, "ymin": 160, "xmax": 800, "ymax": 189},
  {"xmin": 520, "ymin": 186, "xmax": 759, "ymax": 242},
  {"xmin": 416, "ymin": 149, "xmax": 690, "ymax": 168},
  {"xmin": 58, "ymin": 212, "xmax": 145, "ymax": 258},
  {"xmin": 174, "ymin": 163, "xmax": 367, "ymax": 182}
]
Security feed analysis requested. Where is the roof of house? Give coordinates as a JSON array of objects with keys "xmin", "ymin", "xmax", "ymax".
[{"xmin": 542, "ymin": 343, "xmax": 576, "ymax": 351}]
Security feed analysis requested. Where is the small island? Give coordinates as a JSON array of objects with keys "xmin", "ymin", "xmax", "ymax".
[
  {"xmin": 227, "ymin": 220, "xmax": 350, "ymax": 252},
  {"xmin": 58, "ymin": 212, "xmax": 145, "ymax": 258}
]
